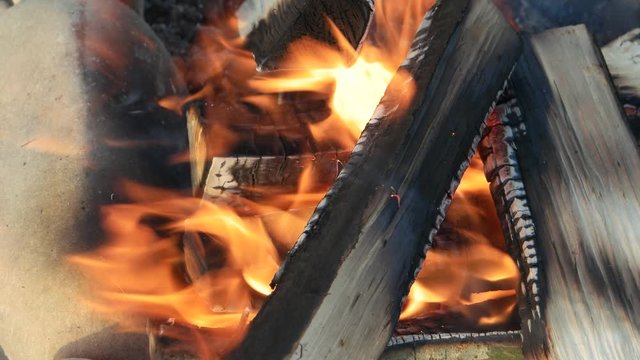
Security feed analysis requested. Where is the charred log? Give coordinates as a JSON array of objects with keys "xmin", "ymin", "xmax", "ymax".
[
  {"xmin": 479, "ymin": 99, "xmax": 543, "ymax": 357},
  {"xmin": 511, "ymin": 24, "xmax": 640, "ymax": 359},
  {"xmin": 236, "ymin": 0, "xmax": 374, "ymax": 70},
  {"xmin": 228, "ymin": 0, "xmax": 521, "ymax": 358}
]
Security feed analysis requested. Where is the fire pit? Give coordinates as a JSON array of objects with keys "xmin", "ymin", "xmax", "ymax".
[{"xmin": 1, "ymin": 0, "xmax": 639, "ymax": 359}]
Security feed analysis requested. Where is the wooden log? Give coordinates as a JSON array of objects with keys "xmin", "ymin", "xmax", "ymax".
[
  {"xmin": 479, "ymin": 100, "xmax": 544, "ymax": 357},
  {"xmin": 510, "ymin": 24, "xmax": 640, "ymax": 359},
  {"xmin": 202, "ymin": 151, "xmax": 350, "ymax": 200},
  {"xmin": 384, "ymin": 331, "xmax": 523, "ymax": 360},
  {"xmin": 602, "ymin": 29, "xmax": 640, "ymax": 139},
  {"xmin": 229, "ymin": 0, "xmax": 521, "ymax": 358},
  {"xmin": 235, "ymin": 0, "xmax": 373, "ymax": 70}
]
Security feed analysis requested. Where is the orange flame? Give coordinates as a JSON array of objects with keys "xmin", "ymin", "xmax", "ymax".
[
  {"xmin": 399, "ymin": 155, "xmax": 520, "ymax": 328},
  {"xmin": 69, "ymin": 0, "xmax": 518, "ymax": 357}
]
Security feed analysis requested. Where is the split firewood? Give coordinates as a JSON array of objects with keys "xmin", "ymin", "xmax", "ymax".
[
  {"xmin": 202, "ymin": 151, "xmax": 350, "ymax": 200},
  {"xmin": 0, "ymin": 0, "xmax": 189, "ymax": 358},
  {"xmin": 510, "ymin": 24, "xmax": 640, "ymax": 359},
  {"xmin": 602, "ymin": 28, "xmax": 640, "ymax": 102},
  {"xmin": 384, "ymin": 331, "xmax": 522, "ymax": 360},
  {"xmin": 228, "ymin": 0, "xmax": 521, "ymax": 358},
  {"xmin": 235, "ymin": 0, "xmax": 374, "ymax": 69},
  {"xmin": 479, "ymin": 99, "xmax": 542, "ymax": 358}
]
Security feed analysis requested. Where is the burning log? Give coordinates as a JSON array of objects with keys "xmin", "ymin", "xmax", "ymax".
[
  {"xmin": 0, "ymin": 0, "xmax": 189, "ymax": 358},
  {"xmin": 479, "ymin": 99, "xmax": 542, "ymax": 356},
  {"xmin": 510, "ymin": 24, "xmax": 640, "ymax": 358},
  {"xmin": 228, "ymin": 0, "xmax": 521, "ymax": 358},
  {"xmin": 235, "ymin": 0, "xmax": 374, "ymax": 70}
]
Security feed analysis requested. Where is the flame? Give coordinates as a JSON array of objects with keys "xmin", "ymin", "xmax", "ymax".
[
  {"xmin": 69, "ymin": 0, "xmax": 519, "ymax": 357},
  {"xmin": 399, "ymin": 155, "xmax": 520, "ymax": 328}
]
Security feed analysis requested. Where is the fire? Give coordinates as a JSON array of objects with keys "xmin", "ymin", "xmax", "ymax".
[
  {"xmin": 399, "ymin": 155, "xmax": 520, "ymax": 328},
  {"xmin": 68, "ymin": 0, "xmax": 518, "ymax": 357}
]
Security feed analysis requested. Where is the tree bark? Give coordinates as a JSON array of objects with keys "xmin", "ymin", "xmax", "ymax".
[
  {"xmin": 228, "ymin": 0, "xmax": 521, "ymax": 358},
  {"xmin": 510, "ymin": 24, "xmax": 640, "ymax": 359}
]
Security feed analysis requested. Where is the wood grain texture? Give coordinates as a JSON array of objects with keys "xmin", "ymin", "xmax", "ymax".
[
  {"xmin": 237, "ymin": 0, "xmax": 373, "ymax": 70},
  {"xmin": 202, "ymin": 151, "xmax": 350, "ymax": 200},
  {"xmin": 229, "ymin": 0, "xmax": 521, "ymax": 358},
  {"xmin": 512, "ymin": 24, "xmax": 640, "ymax": 359},
  {"xmin": 384, "ymin": 332, "xmax": 522, "ymax": 360}
]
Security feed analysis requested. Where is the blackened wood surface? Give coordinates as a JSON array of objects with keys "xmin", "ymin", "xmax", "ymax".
[
  {"xmin": 229, "ymin": 0, "xmax": 521, "ymax": 358},
  {"xmin": 479, "ymin": 100, "xmax": 544, "ymax": 358},
  {"xmin": 236, "ymin": 0, "xmax": 373, "ymax": 70},
  {"xmin": 512, "ymin": 25, "xmax": 640, "ymax": 359}
]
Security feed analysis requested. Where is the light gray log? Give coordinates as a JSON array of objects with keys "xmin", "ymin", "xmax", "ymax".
[
  {"xmin": 383, "ymin": 331, "xmax": 522, "ymax": 360},
  {"xmin": 236, "ymin": 0, "xmax": 373, "ymax": 70},
  {"xmin": 202, "ymin": 151, "xmax": 349, "ymax": 200},
  {"xmin": 0, "ymin": 0, "xmax": 189, "ymax": 358},
  {"xmin": 602, "ymin": 28, "xmax": 640, "ymax": 102},
  {"xmin": 229, "ymin": 0, "xmax": 521, "ymax": 358},
  {"xmin": 511, "ymin": 24, "xmax": 640, "ymax": 359}
]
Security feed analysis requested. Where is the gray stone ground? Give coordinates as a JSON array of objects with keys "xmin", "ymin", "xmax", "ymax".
[{"xmin": 0, "ymin": 0, "xmax": 188, "ymax": 359}]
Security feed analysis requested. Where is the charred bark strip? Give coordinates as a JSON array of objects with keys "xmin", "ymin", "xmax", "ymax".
[
  {"xmin": 511, "ymin": 24, "xmax": 640, "ymax": 359},
  {"xmin": 479, "ymin": 100, "xmax": 543, "ymax": 356},
  {"xmin": 236, "ymin": 0, "xmax": 374, "ymax": 70},
  {"xmin": 229, "ymin": 1, "xmax": 521, "ymax": 358},
  {"xmin": 388, "ymin": 330, "xmax": 521, "ymax": 347}
]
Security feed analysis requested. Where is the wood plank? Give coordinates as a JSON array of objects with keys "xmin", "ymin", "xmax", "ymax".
[
  {"xmin": 228, "ymin": 0, "xmax": 521, "ymax": 358},
  {"xmin": 236, "ymin": 0, "xmax": 374, "ymax": 70},
  {"xmin": 511, "ymin": 24, "xmax": 640, "ymax": 359}
]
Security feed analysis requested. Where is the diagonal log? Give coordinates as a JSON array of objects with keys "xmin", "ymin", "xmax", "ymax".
[
  {"xmin": 511, "ymin": 24, "xmax": 640, "ymax": 359},
  {"xmin": 228, "ymin": 0, "xmax": 521, "ymax": 359}
]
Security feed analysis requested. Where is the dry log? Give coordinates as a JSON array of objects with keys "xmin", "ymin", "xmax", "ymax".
[
  {"xmin": 202, "ymin": 151, "xmax": 349, "ymax": 199},
  {"xmin": 236, "ymin": 0, "xmax": 373, "ymax": 70},
  {"xmin": 602, "ymin": 28, "xmax": 640, "ymax": 101},
  {"xmin": 0, "ymin": 0, "xmax": 189, "ymax": 358},
  {"xmin": 511, "ymin": 24, "xmax": 640, "ymax": 358},
  {"xmin": 602, "ymin": 28, "xmax": 640, "ymax": 138},
  {"xmin": 384, "ymin": 331, "xmax": 522, "ymax": 360},
  {"xmin": 229, "ymin": 0, "xmax": 521, "ymax": 358}
]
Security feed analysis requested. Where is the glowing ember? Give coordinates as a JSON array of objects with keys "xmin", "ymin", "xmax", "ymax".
[{"xmin": 69, "ymin": 0, "xmax": 518, "ymax": 357}]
